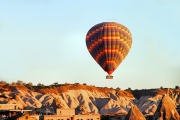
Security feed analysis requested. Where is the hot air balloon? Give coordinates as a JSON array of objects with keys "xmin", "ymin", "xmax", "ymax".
[{"xmin": 85, "ymin": 22, "xmax": 132, "ymax": 79}]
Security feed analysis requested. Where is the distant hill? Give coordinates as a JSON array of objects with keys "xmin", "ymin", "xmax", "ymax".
[{"xmin": 0, "ymin": 83, "xmax": 179, "ymax": 119}]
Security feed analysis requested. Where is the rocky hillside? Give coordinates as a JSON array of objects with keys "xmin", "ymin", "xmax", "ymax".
[{"xmin": 0, "ymin": 83, "xmax": 179, "ymax": 119}]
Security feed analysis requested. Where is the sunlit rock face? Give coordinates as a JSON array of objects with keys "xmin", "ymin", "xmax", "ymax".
[
  {"xmin": 125, "ymin": 105, "xmax": 146, "ymax": 120},
  {"xmin": 154, "ymin": 95, "xmax": 180, "ymax": 120},
  {"xmin": 0, "ymin": 83, "xmax": 179, "ymax": 118}
]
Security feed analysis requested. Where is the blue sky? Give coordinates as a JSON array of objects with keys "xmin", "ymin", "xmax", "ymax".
[{"xmin": 0, "ymin": 0, "xmax": 180, "ymax": 89}]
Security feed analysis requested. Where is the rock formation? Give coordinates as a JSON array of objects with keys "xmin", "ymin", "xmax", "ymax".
[
  {"xmin": 125, "ymin": 105, "xmax": 146, "ymax": 120},
  {"xmin": 154, "ymin": 94, "xmax": 180, "ymax": 120},
  {"xmin": 0, "ymin": 83, "xmax": 179, "ymax": 118}
]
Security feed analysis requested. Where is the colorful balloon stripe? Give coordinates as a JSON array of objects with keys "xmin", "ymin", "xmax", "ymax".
[{"xmin": 86, "ymin": 22, "xmax": 132, "ymax": 75}]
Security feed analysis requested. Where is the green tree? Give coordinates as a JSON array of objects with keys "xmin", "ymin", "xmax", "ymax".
[
  {"xmin": 26, "ymin": 82, "xmax": 33, "ymax": 89},
  {"xmin": 27, "ymin": 82, "xmax": 33, "ymax": 86},
  {"xmin": 175, "ymin": 85, "xmax": 179, "ymax": 89},
  {"xmin": 16, "ymin": 80, "xmax": 23, "ymax": 85},
  {"xmin": 41, "ymin": 84, "xmax": 45, "ymax": 88},
  {"xmin": 37, "ymin": 83, "xmax": 42, "ymax": 86},
  {"xmin": 37, "ymin": 83, "xmax": 45, "ymax": 88},
  {"xmin": 127, "ymin": 87, "xmax": 132, "ymax": 91},
  {"xmin": 0, "ymin": 80, "xmax": 7, "ymax": 84},
  {"xmin": 12, "ymin": 82, "xmax": 16, "ymax": 85},
  {"xmin": 116, "ymin": 87, "xmax": 121, "ymax": 90}
]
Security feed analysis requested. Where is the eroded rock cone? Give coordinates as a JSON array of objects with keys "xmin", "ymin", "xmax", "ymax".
[
  {"xmin": 125, "ymin": 105, "xmax": 146, "ymax": 120},
  {"xmin": 154, "ymin": 94, "xmax": 180, "ymax": 120}
]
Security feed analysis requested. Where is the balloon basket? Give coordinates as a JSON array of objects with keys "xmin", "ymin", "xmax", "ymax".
[{"xmin": 106, "ymin": 75, "xmax": 113, "ymax": 79}]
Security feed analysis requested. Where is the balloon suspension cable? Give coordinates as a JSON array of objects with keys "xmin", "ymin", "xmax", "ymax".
[{"xmin": 106, "ymin": 75, "xmax": 113, "ymax": 79}]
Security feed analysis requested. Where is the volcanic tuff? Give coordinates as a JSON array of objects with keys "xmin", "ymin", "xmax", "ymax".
[
  {"xmin": 125, "ymin": 105, "xmax": 146, "ymax": 120},
  {"xmin": 154, "ymin": 94, "xmax": 179, "ymax": 120},
  {"xmin": 0, "ymin": 83, "xmax": 179, "ymax": 119}
]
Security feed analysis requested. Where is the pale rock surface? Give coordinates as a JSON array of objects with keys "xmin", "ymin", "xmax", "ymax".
[
  {"xmin": 0, "ymin": 84, "xmax": 179, "ymax": 117},
  {"xmin": 137, "ymin": 95, "xmax": 162, "ymax": 116},
  {"xmin": 154, "ymin": 94, "xmax": 180, "ymax": 120}
]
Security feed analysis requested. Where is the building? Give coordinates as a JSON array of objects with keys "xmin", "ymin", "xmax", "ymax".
[
  {"xmin": 0, "ymin": 104, "xmax": 19, "ymax": 110},
  {"xmin": 73, "ymin": 114, "xmax": 100, "ymax": 120},
  {"xmin": 44, "ymin": 108, "xmax": 100, "ymax": 120},
  {"xmin": 56, "ymin": 108, "xmax": 75, "ymax": 115},
  {"xmin": 44, "ymin": 115, "xmax": 73, "ymax": 120},
  {"xmin": 0, "ymin": 104, "xmax": 32, "ymax": 119},
  {"xmin": 16, "ymin": 115, "xmax": 39, "ymax": 120},
  {"xmin": 0, "ymin": 104, "xmax": 100, "ymax": 120}
]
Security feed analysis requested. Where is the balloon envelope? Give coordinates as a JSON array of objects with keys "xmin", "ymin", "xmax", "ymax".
[{"xmin": 86, "ymin": 22, "xmax": 132, "ymax": 75}]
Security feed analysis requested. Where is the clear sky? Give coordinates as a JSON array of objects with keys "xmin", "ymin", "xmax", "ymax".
[{"xmin": 0, "ymin": 0, "xmax": 180, "ymax": 90}]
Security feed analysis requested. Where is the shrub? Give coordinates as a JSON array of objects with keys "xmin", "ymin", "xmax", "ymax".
[
  {"xmin": 16, "ymin": 80, "xmax": 23, "ymax": 85},
  {"xmin": 175, "ymin": 85, "xmax": 179, "ymax": 89},
  {"xmin": 116, "ymin": 87, "xmax": 121, "ymax": 90},
  {"xmin": 0, "ymin": 80, "xmax": 7, "ymax": 84}
]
